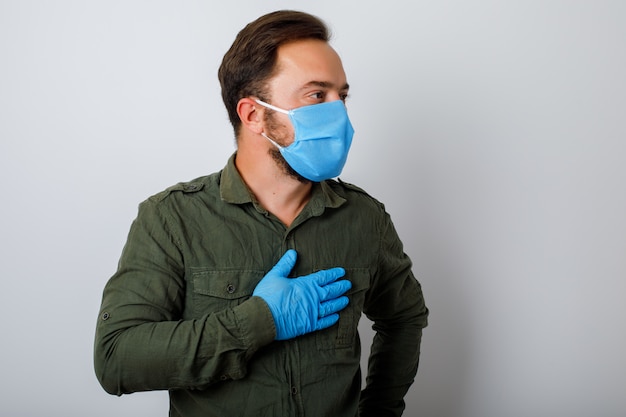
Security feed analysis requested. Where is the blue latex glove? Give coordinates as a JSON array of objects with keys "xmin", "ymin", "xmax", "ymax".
[{"xmin": 253, "ymin": 249, "xmax": 352, "ymax": 341}]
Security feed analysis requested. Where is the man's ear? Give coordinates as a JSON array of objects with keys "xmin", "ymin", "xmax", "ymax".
[{"xmin": 237, "ymin": 98, "xmax": 264, "ymax": 134}]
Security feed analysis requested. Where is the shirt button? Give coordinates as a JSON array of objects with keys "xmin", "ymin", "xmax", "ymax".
[
  {"xmin": 291, "ymin": 386, "xmax": 298, "ymax": 395},
  {"xmin": 220, "ymin": 375, "xmax": 229, "ymax": 381},
  {"xmin": 101, "ymin": 312, "xmax": 110, "ymax": 321},
  {"xmin": 226, "ymin": 284, "xmax": 236, "ymax": 294}
]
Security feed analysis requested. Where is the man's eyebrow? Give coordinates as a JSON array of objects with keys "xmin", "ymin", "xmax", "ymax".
[{"xmin": 300, "ymin": 81, "xmax": 350, "ymax": 91}]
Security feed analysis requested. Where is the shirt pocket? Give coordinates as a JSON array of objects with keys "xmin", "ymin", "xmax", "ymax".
[
  {"xmin": 316, "ymin": 268, "xmax": 371, "ymax": 350},
  {"xmin": 189, "ymin": 269, "xmax": 265, "ymax": 318}
]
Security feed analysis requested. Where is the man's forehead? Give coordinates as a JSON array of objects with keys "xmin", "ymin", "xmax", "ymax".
[{"xmin": 273, "ymin": 40, "xmax": 347, "ymax": 86}]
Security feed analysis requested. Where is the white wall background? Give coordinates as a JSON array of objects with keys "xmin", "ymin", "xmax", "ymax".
[{"xmin": 1, "ymin": 1, "xmax": 624, "ymax": 416}]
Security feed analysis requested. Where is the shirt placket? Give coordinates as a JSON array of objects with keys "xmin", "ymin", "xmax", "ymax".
[{"xmin": 281, "ymin": 216, "xmax": 313, "ymax": 417}]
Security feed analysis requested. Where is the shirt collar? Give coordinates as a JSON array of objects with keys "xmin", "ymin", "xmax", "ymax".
[
  {"xmin": 220, "ymin": 153, "xmax": 254, "ymax": 204},
  {"xmin": 220, "ymin": 152, "xmax": 346, "ymax": 212}
]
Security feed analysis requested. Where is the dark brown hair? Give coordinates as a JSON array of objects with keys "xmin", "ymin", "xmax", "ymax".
[{"xmin": 218, "ymin": 10, "xmax": 330, "ymax": 136}]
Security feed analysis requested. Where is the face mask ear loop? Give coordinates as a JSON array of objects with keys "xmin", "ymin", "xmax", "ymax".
[
  {"xmin": 256, "ymin": 99, "xmax": 289, "ymax": 150},
  {"xmin": 261, "ymin": 132, "xmax": 284, "ymax": 150},
  {"xmin": 255, "ymin": 99, "xmax": 291, "ymax": 115}
]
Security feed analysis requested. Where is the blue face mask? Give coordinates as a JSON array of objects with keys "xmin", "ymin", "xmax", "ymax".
[{"xmin": 255, "ymin": 99, "xmax": 354, "ymax": 182}]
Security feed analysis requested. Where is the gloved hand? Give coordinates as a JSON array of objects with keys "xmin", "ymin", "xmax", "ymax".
[{"xmin": 253, "ymin": 249, "xmax": 352, "ymax": 341}]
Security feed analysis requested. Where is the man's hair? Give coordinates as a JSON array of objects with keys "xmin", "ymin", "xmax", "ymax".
[{"xmin": 218, "ymin": 10, "xmax": 330, "ymax": 136}]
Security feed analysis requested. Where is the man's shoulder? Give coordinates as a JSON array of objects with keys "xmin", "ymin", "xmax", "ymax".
[
  {"xmin": 145, "ymin": 171, "xmax": 221, "ymax": 204},
  {"xmin": 329, "ymin": 178, "xmax": 386, "ymax": 210}
]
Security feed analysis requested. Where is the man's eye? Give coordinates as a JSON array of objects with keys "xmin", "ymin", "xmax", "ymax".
[{"xmin": 310, "ymin": 92, "xmax": 324, "ymax": 100}]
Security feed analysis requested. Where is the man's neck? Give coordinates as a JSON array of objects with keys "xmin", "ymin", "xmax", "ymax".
[{"xmin": 235, "ymin": 149, "xmax": 312, "ymax": 227}]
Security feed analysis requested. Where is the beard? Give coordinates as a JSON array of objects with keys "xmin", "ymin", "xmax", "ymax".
[
  {"xmin": 264, "ymin": 111, "xmax": 310, "ymax": 184},
  {"xmin": 268, "ymin": 148, "xmax": 309, "ymax": 183}
]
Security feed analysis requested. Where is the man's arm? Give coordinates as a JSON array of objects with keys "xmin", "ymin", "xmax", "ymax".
[
  {"xmin": 359, "ymin": 214, "xmax": 429, "ymax": 417},
  {"xmin": 94, "ymin": 200, "xmax": 275, "ymax": 395}
]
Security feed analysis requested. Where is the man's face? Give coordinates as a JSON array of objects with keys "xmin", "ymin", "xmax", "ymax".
[{"xmin": 262, "ymin": 39, "xmax": 350, "ymax": 180}]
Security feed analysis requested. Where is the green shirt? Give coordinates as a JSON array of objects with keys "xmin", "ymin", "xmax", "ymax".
[{"xmin": 94, "ymin": 154, "xmax": 428, "ymax": 417}]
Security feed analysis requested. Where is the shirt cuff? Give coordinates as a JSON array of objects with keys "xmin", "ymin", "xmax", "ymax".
[{"xmin": 233, "ymin": 296, "xmax": 276, "ymax": 353}]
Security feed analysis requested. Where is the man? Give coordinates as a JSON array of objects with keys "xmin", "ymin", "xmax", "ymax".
[{"xmin": 94, "ymin": 10, "xmax": 428, "ymax": 417}]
